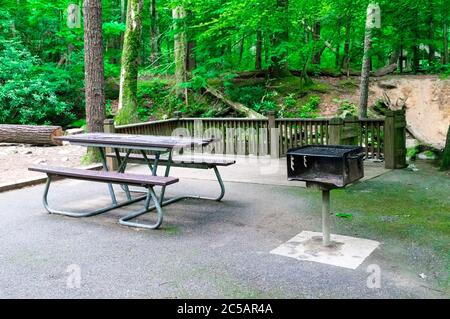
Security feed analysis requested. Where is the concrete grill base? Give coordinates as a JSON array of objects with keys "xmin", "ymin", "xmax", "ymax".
[{"xmin": 271, "ymin": 231, "xmax": 380, "ymax": 270}]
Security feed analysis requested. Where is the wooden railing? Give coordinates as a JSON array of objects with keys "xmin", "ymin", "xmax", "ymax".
[
  {"xmin": 177, "ymin": 118, "xmax": 270, "ymax": 156},
  {"xmin": 115, "ymin": 119, "xmax": 180, "ymax": 136},
  {"xmin": 276, "ymin": 119, "xmax": 330, "ymax": 156},
  {"xmin": 359, "ymin": 119, "xmax": 385, "ymax": 160},
  {"xmin": 107, "ymin": 111, "xmax": 406, "ymax": 168}
]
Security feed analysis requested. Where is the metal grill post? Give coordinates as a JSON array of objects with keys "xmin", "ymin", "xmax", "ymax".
[{"xmin": 322, "ymin": 189, "xmax": 331, "ymax": 247}]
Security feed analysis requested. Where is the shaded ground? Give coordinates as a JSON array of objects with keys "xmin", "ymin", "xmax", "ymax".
[{"xmin": 0, "ymin": 161, "xmax": 448, "ymax": 298}]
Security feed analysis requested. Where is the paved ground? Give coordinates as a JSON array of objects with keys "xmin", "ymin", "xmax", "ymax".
[{"xmin": 0, "ymin": 159, "xmax": 445, "ymax": 298}]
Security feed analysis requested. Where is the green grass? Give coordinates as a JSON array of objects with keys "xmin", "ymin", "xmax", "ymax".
[{"xmin": 295, "ymin": 162, "xmax": 450, "ymax": 291}]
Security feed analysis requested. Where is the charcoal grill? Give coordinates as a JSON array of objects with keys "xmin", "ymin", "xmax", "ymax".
[{"xmin": 287, "ymin": 145, "xmax": 365, "ymax": 246}]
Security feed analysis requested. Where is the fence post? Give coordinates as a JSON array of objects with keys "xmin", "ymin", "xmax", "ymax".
[
  {"xmin": 328, "ymin": 117, "xmax": 343, "ymax": 145},
  {"xmin": 384, "ymin": 110, "xmax": 407, "ymax": 169},
  {"xmin": 342, "ymin": 116, "xmax": 360, "ymax": 145},
  {"xmin": 267, "ymin": 111, "xmax": 280, "ymax": 158},
  {"xmin": 103, "ymin": 119, "xmax": 118, "ymax": 170}
]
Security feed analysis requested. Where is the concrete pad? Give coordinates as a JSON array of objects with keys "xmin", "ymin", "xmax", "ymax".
[{"xmin": 270, "ymin": 231, "xmax": 380, "ymax": 270}]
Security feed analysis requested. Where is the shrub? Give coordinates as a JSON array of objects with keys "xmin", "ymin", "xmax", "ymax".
[
  {"xmin": 0, "ymin": 38, "xmax": 76, "ymax": 125},
  {"xmin": 335, "ymin": 98, "xmax": 357, "ymax": 117},
  {"xmin": 298, "ymin": 96, "xmax": 320, "ymax": 118}
]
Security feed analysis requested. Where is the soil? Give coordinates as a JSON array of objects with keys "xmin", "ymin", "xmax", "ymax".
[{"xmin": 0, "ymin": 142, "xmax": 89, "ymax": 184}]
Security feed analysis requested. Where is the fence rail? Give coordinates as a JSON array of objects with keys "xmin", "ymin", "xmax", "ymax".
[
  {"xmin": 107, "ymin": 111, "xmax": 406, "ymax": 169},
  {"xmin": 276, "ymin": 119, "xmax": 330, "ymax": 156}
]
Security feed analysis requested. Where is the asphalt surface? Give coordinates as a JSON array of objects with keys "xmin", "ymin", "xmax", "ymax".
[{"xmin": 0, "ymin": 177, "xmax": 442, "ymax": 298}]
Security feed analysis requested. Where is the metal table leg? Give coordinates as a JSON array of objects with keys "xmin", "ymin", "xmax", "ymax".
[
  {"xmin": 42, "ymin": 175, "xmax": 148, "ymax": 218},
  {"xmin": 99, "ymin": 147, "xmax": 117, "ymax": 205},
  {"xmin": 118, "ymin": 186, "xmax": 164, "ymax": 229}
]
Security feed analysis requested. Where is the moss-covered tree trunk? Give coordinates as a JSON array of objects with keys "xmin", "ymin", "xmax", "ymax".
[
  {"xmin": 312, "ymin": 21, "xmax": 321, "ymax": 65},
  {"xmin": 173, "ymin": 6, "xmax": 187, "ymax": 99},
  {"xmin": 441, "ymin": 125, "xmax": 450, "ymax": 171},
  {"xmin": 359, "ymin": 4, "xmax": 374, "ymax": 119},
  {"xmin": 83, "ymin": 0, "xmax": 105, "ymax": 162},
  {"xmin": 255, "ymin": 29, "xmax": 262, "ymax": 70},
  {"xmin": 116, "ymin": 0, "xmax": 143, "ymax": 125},
  {"xmin": 150, "ymin": 0, "xmax": 160, "ymax": 66}
]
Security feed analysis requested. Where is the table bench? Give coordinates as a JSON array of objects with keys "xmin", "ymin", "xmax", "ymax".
[
  {"xmin": 33, "ymin": 133, "xmax": 235, "ymax": 230},
  {"xmin": 29, "ymin": 165, "xmax": 179, "ymax": 229},
  {"xmin": 107, "ymin": 152, "xmax": 236, "ymax": 201}
]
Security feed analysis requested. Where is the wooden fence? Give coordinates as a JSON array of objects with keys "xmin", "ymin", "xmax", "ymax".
[{"xmin": 111, "ymin": 110, "xmax": 406, "ymax": 169}]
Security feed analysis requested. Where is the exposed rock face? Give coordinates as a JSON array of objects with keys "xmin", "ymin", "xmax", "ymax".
[{"xmin": 371, "ymin": 76, "xmax": 450, "ymax": 149}]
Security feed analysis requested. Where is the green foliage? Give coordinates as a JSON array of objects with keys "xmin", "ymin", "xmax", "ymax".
[
  {"xmin": 0, "ymin": 37, "xmax": 76, "ymax": 125},
  {"xmin": 254, "ymin": 100, "xmax": 277, "ymax": 114},
  {"xmin": 407, "ymin": 146, "xmax": 421, "ymax": 161},
  {"xmin": 298, "ymin": 95, "xmax": 320, "ymax": 118},
  {"xmin": 2, "ymin": 0, "xmax": 449, "ymax": 124},
  {"xmin": 283, "ymin": 93, "xmax": 297, "ymax": 108},
  {"xmin": 335, "ymin": 98, "xmax": 358, "ymax": 117},
  {"xmin": 225, "ymin": 84, "xmax": 266, "ymax": 108},
  {"xmin": 68, "ymin": 119, "xmax": 86, "ymax": 129}
]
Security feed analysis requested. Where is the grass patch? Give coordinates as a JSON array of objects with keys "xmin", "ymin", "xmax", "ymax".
[
  {"xmin": 293, "ymin": 162, "xmax": 450, "ymax": 290},
  {"xmin": 163, "ymin": 226, "xmax": 181, "ymax": 236}
]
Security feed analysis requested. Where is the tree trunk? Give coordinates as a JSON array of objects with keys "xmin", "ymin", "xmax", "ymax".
[
  {"xmin": 389, "ymin": 49, "xmax": 400, "ymax": 65},
  {"xmin": 83, "ymin": 0, "xmax": 105, "ymax": 134},
  {"xmin": 186, "ymin": 40, "xmax": 196, "ymax": 72},
  {"xmin": 149, "ymin": 0, "xmax": 160, "ymax": 66},
  {"xmin": 120, "ymin": 0, "xmax": 126, "ymax": 45},
  {"xmin": 173, "ymin": 6, "xmax": 187, "ymax": 99},
  {"xmin": 0, "ymin": 125, "xmax": 63, "ymax": 146},
  {"xmin": 335, "ymin": 17, "xmax": 341, "ymax": 69},
  {"xmin": 399, "ymin": 39, "xmax": 404, "ymax": 73},
  {"xmin": 412, "ymin": 10, "xmax": 420, "ymax": 72},
  {"xmin": 441, "ymin": 125, "xmax": 450, "ymax": 170},
  {"xmin": 205, "ymin": 86, "xmax": 266, "ymax": 119},
  {"xmin": 359, "ymin": 11, "xmax": 372, "ymax": 119},
  {"xmin": 116, "ymin": 0, "xmax": 143, "ymax": 125},
  {"xmin": 269, "ymin": 0, "xmax": 289, "ymax": 78},
  {"xmin": 312, "ymin": 21, "xmax": 321, "ymax": 65},
  {"xmin": 443, "ymin": 0, "xmax": 449, "ymax": 65},
  {"xmin": 255, "ymin": 30, "xmax": 263, "ymax": 70},
  {"xmin": 342, "ymin": 19, "xmax": 351, "ymax": 75},
  {"xmin": 428, "ymin": 0, "xmax": 435, "ymax": 63},
  {"xmin": 412, "ymin": 45, "xmax": 420, "ymax": 72},
  {"xmin": 238, "ymin": 35, "xmax": 245, "ymax": 67}
]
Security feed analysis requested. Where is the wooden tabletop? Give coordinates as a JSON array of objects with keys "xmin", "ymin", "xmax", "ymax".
[{"xmin": 56, "ymin": 133, "xmax": 214, "ymax": 149}]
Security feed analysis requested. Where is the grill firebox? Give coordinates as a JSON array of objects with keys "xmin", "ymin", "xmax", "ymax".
[
  {"xmin": 286, "ymin": 145, "xmax": 365, "ymax": 246},
  {"xmin": 287, "ymin": 145, "xmax": 365, "ymax": 188}
]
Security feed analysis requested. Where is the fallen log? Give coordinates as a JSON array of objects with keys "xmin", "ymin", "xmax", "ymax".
[
  {"xmin": 204, "ymin": 86, "xmax": 266, "ymax": 119},
  {"xmin": 233, "ymin": 69, "xmax": 344, "ymax": 80},
  {"xmin": 373, "ymin": 63, "xmax": 398, "ymax": 77},
  {"xmin": 0, "ymin": 125, "xmax": 63, "ymax": 146}
]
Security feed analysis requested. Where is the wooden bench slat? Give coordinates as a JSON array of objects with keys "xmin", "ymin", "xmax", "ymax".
[
  {"xmin": 28, "ymin": 166, "xmax": 179, "ymax": 187},
  {"xmin": 106, "ymin": 153, "xmax": 236, "ymax": 167}
]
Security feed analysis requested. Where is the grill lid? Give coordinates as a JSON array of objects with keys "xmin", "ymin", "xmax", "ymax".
[{"xmin": 287, "ymin": 145, "xmax": 364, "ymax": 158}]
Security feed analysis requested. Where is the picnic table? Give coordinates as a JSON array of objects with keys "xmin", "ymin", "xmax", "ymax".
[{"xmin": 29, "ymin": 133, "xmax": 235, "ymax": 229}]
